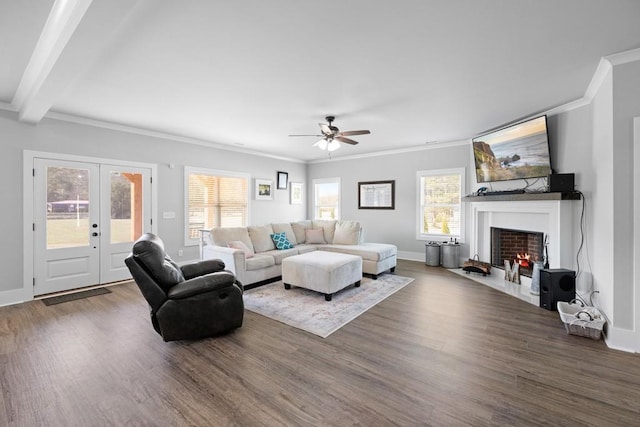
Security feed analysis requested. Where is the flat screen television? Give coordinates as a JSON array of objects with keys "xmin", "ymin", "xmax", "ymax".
[{"xmin": 472, "ymin": 115, "xmax": 552, "ymax": 183}]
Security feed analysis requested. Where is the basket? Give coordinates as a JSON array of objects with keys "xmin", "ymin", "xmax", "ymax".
[{"xmin": 557, "ymin": 301, "xmax": 606, "ymax": 340}]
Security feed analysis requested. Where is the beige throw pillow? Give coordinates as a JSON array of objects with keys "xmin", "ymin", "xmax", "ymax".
[
  {"xmin": 305, "ymin": 228, "xmax": 326, "ymax": 244},
  {"xmin": 227, "ymin": 240, "xmax": 255, "ymax": 258}
]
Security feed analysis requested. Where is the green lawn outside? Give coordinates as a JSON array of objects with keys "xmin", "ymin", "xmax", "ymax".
[{"xmin": 47, "ymin": 218, "xmax": 134, "ymax": 248}]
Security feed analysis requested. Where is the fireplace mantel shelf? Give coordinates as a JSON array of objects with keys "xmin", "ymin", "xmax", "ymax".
[{"xmin": 462, "ymin": 191, "xmax": 581, "ymax": 203}]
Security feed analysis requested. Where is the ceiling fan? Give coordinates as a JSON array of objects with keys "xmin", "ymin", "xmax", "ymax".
[{"xmin": 288, "ymin": 116, "xmax": 371, "ymax": 152}]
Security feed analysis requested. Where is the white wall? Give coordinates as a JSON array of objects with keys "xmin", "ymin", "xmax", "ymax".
[
  {"xmin": 307, "ymin": 144, "xmax": 471, "ymax": 261},
  {"xmin": 0, "ymin": 110, "xmax": 306, "ymax": 299}
]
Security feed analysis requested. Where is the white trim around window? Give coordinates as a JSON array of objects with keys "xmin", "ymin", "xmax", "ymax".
[
  {"xmin": 416, "ymin": 167, "xmax": 465, "ymax": 241},
  {"xmin": 312, "ymin": 177, "xmax": 341, "ymax": 220},
  {"xmin": 184, "ymin": 167, "xmax": 251, "ymax": 246}
]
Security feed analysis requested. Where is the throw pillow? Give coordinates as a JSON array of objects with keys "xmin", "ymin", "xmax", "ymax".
[
  {"xmin": 305, "ymin": 228, "xmax": 326, "ymax": 244},
  {"xmin": 227, "ymin": 240, "xmax": 255, "ymax": 258},
  {"xmin": 270, "ymin": 232, "xmax": 294, "ymax": 250}
]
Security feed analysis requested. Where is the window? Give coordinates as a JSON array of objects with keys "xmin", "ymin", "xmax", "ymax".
[
  {"xmin": 313, "ymin": 177, "xmax": 340, "ymax": 220},
  {"xmin": 417, "ymin": 168, "xmax": 464, "ymax": 240},
  {"xmin": 185, "ymin": 167, "xmax": 249, "ymax": 245}
]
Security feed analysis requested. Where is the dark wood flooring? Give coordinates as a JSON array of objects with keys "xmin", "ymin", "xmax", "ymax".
[{"xmin": 1, "ymin": 260, "xmax": 639, "ymax": 426}]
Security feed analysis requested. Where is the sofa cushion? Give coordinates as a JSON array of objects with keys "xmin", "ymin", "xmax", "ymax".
[
  {"xmin": 271, "ymin": 223, "xmax": 297, "ymax": 247},
  {"xmin": 295, "ymin": 244, "xmax": 318, "ymax": 254},
  {"xmin": 320, "ymin": 243, "xmax": 397, "ymax": 261},
  {"xmin": 332, "ymin": 220, "xmax": 362, "ymax": 245},
  {"xmin": 260, "ymin": 248, "xmax": 299, "ymax": 264},
  {"xmin": 248, "ymin": 225, "xmax": 276, "ymax": 253},
  {"xmin": 271, "ymin": 232, "xmax": 294, "ymax": 250},
  {"xmin": 291, "ymin": 220, "xmax": 312, "ymax": 244},
  {"xmin": 245, "ymin": 254, "xmax": 276, "ymax": 271},
  {"xmin": 312, "ymin": 219, "xmax": 337, "ymax": 243},
  {"xmin": 211, "ymin": 227, "xmax": 254, "ymax": 253},
  {"xmin": 227, "ymin": 240, "xmax": 255, "ymax": 258},
  {"xmin": 305, "ymin": 228, "xmax": 326, "ymax": 244}
]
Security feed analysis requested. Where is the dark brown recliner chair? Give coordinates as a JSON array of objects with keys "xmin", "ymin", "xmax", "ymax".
[{"xmin": 125, "ymin": 233, "xmax": 244, "ymax": 341}]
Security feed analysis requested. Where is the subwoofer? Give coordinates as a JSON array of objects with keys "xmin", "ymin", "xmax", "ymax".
[{"xmin": 539, "ymin": 268, "xmax": 575, "ymax": 311}]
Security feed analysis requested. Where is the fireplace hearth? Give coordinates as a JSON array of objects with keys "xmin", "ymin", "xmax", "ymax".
[{"xmin": 491, "ymin": 227, "xmax": 544, "ymax": 278}]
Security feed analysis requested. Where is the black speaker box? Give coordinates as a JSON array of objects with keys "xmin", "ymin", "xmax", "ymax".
[
  {"xmin": 548, "ymin": 173, "xmax": 575, "ymax": 192},
  {"xmin": 539, "ymin": 268, "xmax": 576, "ymax": 311}
]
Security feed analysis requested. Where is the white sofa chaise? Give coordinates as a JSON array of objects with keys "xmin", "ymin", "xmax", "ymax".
[{"xmin": 201, "ymin": 220, "xmax": 397, "ymax": 287}]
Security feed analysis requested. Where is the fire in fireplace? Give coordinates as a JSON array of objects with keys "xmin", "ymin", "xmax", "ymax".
[{"xmin": 490, "ymin": 227, "xmax": 544, "ymax": 277}]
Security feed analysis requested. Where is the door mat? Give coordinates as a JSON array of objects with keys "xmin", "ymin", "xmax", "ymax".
[{"xmin": 42, "ymin": 288, "xmax": 112, "ymax": 306}]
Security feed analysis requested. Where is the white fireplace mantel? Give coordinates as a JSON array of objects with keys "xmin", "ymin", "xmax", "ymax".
[
  {"xmin": 456, "ymin": 198, "xmax": 578, "ymax": 305},
  {"xmin": 470, "ymin": 200, "xmax": 577, "ymax": 269}
]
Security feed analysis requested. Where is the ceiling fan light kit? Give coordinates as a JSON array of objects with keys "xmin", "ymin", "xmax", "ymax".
[{"xmin": 289, "ymin": 115, "xmax": 370, "ymax": 152}]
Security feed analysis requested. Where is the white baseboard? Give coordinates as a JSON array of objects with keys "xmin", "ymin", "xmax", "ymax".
[
  {"xmin": 0, "ymin": 287, "xmax": 31, "ymax": 307},
  {"xmin": 604, "ymin": 325, "xmax": 638, "ymax": 353},
  {"xmin": 397, "ymin": 250, "xmax": 424, "ymax": 262}
]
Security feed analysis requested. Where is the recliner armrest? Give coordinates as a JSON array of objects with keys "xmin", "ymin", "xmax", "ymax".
[
  {"xmin": 167, "ymin": 271, "xmax": 237, "ymax": 300},
  {"xmin": 180, "ymin": 259, "xmax": 226, "ymax": 280}
]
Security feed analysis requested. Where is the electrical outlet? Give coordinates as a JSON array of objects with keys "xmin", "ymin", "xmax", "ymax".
[{"xmin": 178, "ymin": 249, "xmax": 183, "ymax": 257}]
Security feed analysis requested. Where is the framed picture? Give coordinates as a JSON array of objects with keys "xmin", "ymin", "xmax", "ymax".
[
  {"xmin": 277, "ymin": 171, "xmax": 288, "ymax": 189},
  {"xmin": 255, "ymin": 179, "xmax": 273, "ymax": 200},
  {"xmin": 358, "ymin": 180, "xmax": 395, "ymax": 209},
  {"xmin": 290, "ymin": 182, "xmax": 303, "ymax": 204}
]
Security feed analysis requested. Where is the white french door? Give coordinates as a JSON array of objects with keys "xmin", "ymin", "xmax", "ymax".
[{"xmin": 33, "ymin": 158, "xmax": 152, "ymax": 295}]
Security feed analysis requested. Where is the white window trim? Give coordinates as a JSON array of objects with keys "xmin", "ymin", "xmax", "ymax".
[
  {"xmin": 312, "ymin": 177, "xmax": 341, "ymax": 220},
  {"xmin": 416, "ymin": 167, "xmax": 465, "ymax": 242},
  {"xmin": 184, "ymin": 166, "xmax": 251, "ymax": 246}
]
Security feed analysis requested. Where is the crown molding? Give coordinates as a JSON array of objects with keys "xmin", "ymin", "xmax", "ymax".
[
  {"xmin": 44, "ymin": 110, "xmax": 306, "ymax": 164},
  {"xmin": 308, "ymin": 139, "xmax": 468, "ymax": 164},
  {"xmin": 605, "ymin": 47, "xmax": 640, "ymax": 66}
]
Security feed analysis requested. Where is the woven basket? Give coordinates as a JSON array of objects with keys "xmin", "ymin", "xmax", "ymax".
[{"xmin": 557, "ymin": 302, "xmax": 605, "ymax": 340}]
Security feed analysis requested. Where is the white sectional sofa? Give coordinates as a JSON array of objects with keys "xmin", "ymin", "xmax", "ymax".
[{"xmin": 201, "ymin": 220, "xmax": 397, "ymax": 287}]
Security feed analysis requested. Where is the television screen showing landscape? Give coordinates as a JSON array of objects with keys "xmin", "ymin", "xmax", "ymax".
[{"xmin": 472, "ymin": 115, "xmax": 552, "ymax": 183}]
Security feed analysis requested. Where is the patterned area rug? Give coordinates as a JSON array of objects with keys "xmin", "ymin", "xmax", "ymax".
[{"xmin": 243, "ymin": 274, "xmax": 414, "ymax": 338}]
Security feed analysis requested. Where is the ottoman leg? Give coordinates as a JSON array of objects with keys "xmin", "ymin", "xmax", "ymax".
[
  {"xmin": 390, "ymin": 267, "xmax": 396, "ymax": 273},
  {"xmin": 324, "ymin": 293, "xmax": 332, "ymax": 301},
  {"xmin": 371, "ymin": 274, "xmax": 378, "ymax": 280},
  {"xmin": 355, "ymin": 280, "xmax": 361, "ymax": 287},
  {"xmin": 284, "ymin": 283, "xmax": 291, "ymax": 290}
]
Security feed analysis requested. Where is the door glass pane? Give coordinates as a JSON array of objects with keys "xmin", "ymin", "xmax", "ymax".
[
  {"xmin": 111, "ymin": 171, "xmax": 143, "ymax": 244},
  {"xmin": 47, "ymin": 167, "xmax": 90, "ymax": 249}
]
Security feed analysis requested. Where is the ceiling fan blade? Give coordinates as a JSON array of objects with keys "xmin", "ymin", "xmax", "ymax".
[
  {"xmin": 339, "ymin": 130, "xmax": 370, "ymax": 136},
  {"xmin": 288, "ymin": 134, "xmax": 323, "ymax": 137},
  {"xmin": 319, "ymin": 123, "xmax": 332, "ymax": 136},
  {"xmin": 336, "ymin": 136, "xmax": 359, "ymax": 145}
]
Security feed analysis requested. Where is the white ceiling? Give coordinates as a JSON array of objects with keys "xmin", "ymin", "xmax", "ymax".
[{"xmin": 2, "ymin": 0, "xmax": 640, "ymax": 161}]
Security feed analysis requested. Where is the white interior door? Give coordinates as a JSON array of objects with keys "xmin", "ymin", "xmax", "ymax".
[
  {"xmin": 33, "ymin": 159, "xmax": 152, "ymax": 295},
  {"xmin": 34, "ymin": 159, "xmax": 101, "ymax": 295}
]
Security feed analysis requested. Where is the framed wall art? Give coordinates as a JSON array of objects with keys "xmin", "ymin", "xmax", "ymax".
[
  {"xmin": 255, "ymin": 179, "xmax": 273, "ymax": 200},
  {"xmin": 277, "ymin": 171, "xmax": 288, "ymax": 189},
  {"xmin": 290, "ymin": 182, "xmax": 303, "ymax": 204},
  {"xmin": 358, "ymin": 180, "xmax": 395, "ymax": 209}
]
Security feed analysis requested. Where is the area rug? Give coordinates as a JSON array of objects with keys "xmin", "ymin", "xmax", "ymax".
[
  {"xmin": 243, "ymin": 274, "xmax": 414, "ymax": 338},
  {"xmin": 42, "ymin": 287, "xmax": 112, "ymax": 306}
]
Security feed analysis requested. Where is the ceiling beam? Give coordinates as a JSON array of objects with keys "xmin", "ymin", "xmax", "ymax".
[{"xmin": 12, "ymin": 0, "xmax": 139, "ymax": 123}]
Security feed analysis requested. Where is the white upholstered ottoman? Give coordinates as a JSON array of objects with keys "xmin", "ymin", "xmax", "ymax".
[{"xmin": 282, "ymin": 251, "xmax": 362, "ymax": 301}]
